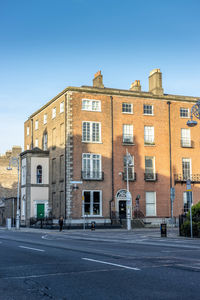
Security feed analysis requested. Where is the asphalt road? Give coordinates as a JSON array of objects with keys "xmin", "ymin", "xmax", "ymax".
[{"xmin": 0, "ymin": 228, "xmax": 200, "ymax": 300}]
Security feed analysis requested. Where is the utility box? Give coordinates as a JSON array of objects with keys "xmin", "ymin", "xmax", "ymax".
[
  {"xmin": 6, "ymin": 218, "xmax": 11, "ymax": 230},
  {"xmin": 160, "ymin": 223, "xmax": 167, "ymax": 237}
]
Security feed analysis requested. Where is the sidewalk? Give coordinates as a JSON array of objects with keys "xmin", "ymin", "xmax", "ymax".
[{"xmin": 0, "ymin": 225, "xmax": 180, "ymax": 239}]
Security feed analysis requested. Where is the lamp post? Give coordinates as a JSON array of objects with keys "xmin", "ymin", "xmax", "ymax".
[
  {"xmin": 126, "ymin": 149, "xmax": 134, "ymax": 231},
  {"xmin": 187, "ymin": 100, "xmax": 200, "ymax": 127},
  {"xmin": 7, "ymin": 156, "xmax": 20, "ymax": 229},
  {"xmin": 186, "ymin": 100, "xmax": 200, "ymax": 238}
]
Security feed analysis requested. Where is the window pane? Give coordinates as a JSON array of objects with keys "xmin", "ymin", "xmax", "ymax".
[
  {"xmin": 122, "ymin": 103, "xmax": 132, "ymax": 113},
  {"xmin": 180, "ymin": 108, "xmax": 189, "ymax": 117},
  {"xmin": 84, "ymin": 191, "xmax": 91, "ymax": 215},
  {"xmin": 144, "ymin": 105, "xmax": 153, "ymax": 115},
  {"xmin": 181, "ymin": 129, "xmax": 191, "ymax": 146},
  {"xmin": 93, "ymin": 192, "xmax": 100, "ymax": 215},
  {"xmin": 92, "ymin": 123, "xmax": 100, "ymax": 142},
  {"xmin": 144, "ymin": 126, "xmax": 154, "ymax": 143},
  {"xmin": 145, "ymin": 157, "xmax": 154, "ymax": 175},
  {"xmin": 146, "ymin": 192, "xmax": 156, "ymax": 216},
  {"xmin": 182, "ymin": 158, "xmax": 191, "ymax": 179},
  {"xmin": 123, "ymin": 125, "xmax": 133, "ymax": 143},
  {"xmin": 37, "ymin": 165, "xmax": 42, "ymax": 183}
]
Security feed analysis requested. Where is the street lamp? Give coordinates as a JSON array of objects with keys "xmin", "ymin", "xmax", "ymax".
[
  {"xmin": 7, "ymin": 156, "xmax": 20, "ymax": 229},
  {"xmin": 187, "ymin": 100, "xmax": 200, "ymax": 127},
  {"xmin": 125, "ymin": 149, "xmax": 134, "ymax": 231},
  {"xmin": 185, "ymin": 101, "xmax": 200, "ymax": 238}
]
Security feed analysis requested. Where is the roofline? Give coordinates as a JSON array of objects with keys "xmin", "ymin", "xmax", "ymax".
[
  {"xmin": 27, "ymin": 85, "xmax": 199, "ymax": 120},
  {"xmin": 20, "ymin": 149, "xmax": 49, "ymax": 156}
]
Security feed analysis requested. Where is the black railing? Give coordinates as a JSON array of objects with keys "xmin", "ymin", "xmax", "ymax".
[
  {"xmin": 174, "ymin": 174, "xmax": 200, "ymax": 184},
  {"xmin": 181, "ymin": 139, "xmax": 194, "ymax": 148},
  {"xmin": 81, "ymin": 171, "xmax": 104, "ymax": 181},
  {"xmin": 122, "ymin": 172, "xmax": 136, "ymax": 181},
  {"xmin": 123, "ymin": 138, "xmax": 134, "ymax": 144},
  {"xmin": 144, "ymin": 173, "xmax": 158, "ymax": 181}
]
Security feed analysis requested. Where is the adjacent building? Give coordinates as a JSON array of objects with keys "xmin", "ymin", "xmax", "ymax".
[
  {"xmin": 22, "ymin": 69, "xmax": 200, "ymax": 226},
  {"xmin": 0, "ymin": 146, "xmax": 21, "ymax": 225}
]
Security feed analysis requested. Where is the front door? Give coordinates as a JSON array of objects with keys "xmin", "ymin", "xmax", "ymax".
[
  {"xmin": 37, "ymin": 204, "xmax": 44, "ymax": 219},
  {"xmin": 119, "ymin": 200, "xmax": 126, "ymax": 219}
]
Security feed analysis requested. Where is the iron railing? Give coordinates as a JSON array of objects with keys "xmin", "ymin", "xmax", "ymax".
[
  {"xmin": 81, "ymin": 171, "xmax": 104, "ymax": 181},
  {"xmin": 144, "ymin": 173, "xmax": 158, "ymax": 181},
  {"xmin": 122, "ymin": 172, "xmax": 136, "ymax": 181},
  {"xmin": 174, "ymin": 174, "xmax": 200, "ymax": 184},
  {"xmin": 181, "ymin": 139, "xmax": 194, "ymax": 148}
]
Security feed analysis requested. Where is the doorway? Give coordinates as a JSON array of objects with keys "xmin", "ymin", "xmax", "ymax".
[
  {"xmin": 37, "ymin": 204, "xmax": 44, "ymax": 219},
  {"xmin": 119, "ymin": 200, "xmax": 126, "ymax": 219}
]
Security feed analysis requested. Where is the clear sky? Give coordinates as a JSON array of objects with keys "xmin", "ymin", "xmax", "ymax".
[{"xmin": 0, "ymin": 0, "xmax": 200, "ymax": 154}]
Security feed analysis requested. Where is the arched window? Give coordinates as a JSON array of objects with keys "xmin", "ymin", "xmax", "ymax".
[{"xmin": 36, "ymin": 165, "xmax": 42, "ymax": 184}]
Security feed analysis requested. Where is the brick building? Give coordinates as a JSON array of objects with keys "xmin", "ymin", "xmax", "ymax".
[
  {"xmin": 0, "ymin": 146, "xmax": 21, "ymax": 225},
  {"xmin": 22, "ymin": 69, "xmax": 200, "ymax": 226}
]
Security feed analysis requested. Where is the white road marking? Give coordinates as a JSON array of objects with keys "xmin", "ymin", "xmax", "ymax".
[
  {"xmin": 2, "ymin": 268, "xmax": 113, "ymax": 280},
  {"xmin": 19, "ymin": 246, "xmax": 45, "ymax": 252},
  {"xmin": 82, "ymin": 258, "xmax": 140, "ymax": 271}
]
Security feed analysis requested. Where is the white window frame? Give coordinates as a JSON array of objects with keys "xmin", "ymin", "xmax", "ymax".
[
  {"xmin": 143, "ymin": 105, "xmax": 154, "ymax": 115},
  {"xmin": 35, "ymin": 120, "xmax": 38, "ymax": 130},
  {"xmin": 27, "ymin": 127, "xmax": 29, "ymax": 136},
  {"xmin": 60, "ymin": 101, "xmax": 64, "ymax": 113},
  {"xmin": 183, "ymin": 191, "xmax": 193, "ymax": 213},
  {"xmin": 82, "ymin": 153, "xmax": 102, "ymax": 179},
  {"xmin": 52, "ymin": 107, "xmax": 56, "ymax": 119},
  {"xmin": 146, "ymin": 192, "xmax": 156, "ymax": 216},
  {"xmin": 35, "ymin": 138, "xmax": 38, "ymax": 147},
  {"xmin": 181, "ymin": 128, "xmax": 191, "ymax": 147},
  {"xmin": 144, "ymin": 126, "xmax": 154, "ymax": 144},
  {"xmin": 180, "ymin": 107, "xmax": 189, "ymax": 118},
  {"xmin": 182, "ymin": 158, "xmax": 192, "ymax": 180},
  {"xmin": 82, "ymin": 121, "xmax": 101, "ymax": 143},
  {"xmin": 145, "ymin": 156, "xmax": 155, "ymax": 180},
  {"xmin": 123, "ymin": 125, "xmax": 133, "ymax": 143},
  {"xmin": 27, "ymin": 145, "xmax": 30, "ymax": 150},
  {"xmin": 82, "ymin": 190, "xmax": 102, "ymax": 217},
  {"xmin": 122, "ymin": 103, "xmax": 133, "ymax": 114},
  {"xmin": 43, "ymin": 114, "xmax": 47, "ymax": 124},
  {"xmin": 82, "ymin": 99, "xmax": 101, "ymax": 112}
]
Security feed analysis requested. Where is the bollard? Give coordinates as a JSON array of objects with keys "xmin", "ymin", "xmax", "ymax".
[
  {"xmin": 160, "ymin": 223, "xmax": 167, "ymax": 237},
  {"xmin": 91, "ymin": 221, "xmax": 96, "ymax": 231}
]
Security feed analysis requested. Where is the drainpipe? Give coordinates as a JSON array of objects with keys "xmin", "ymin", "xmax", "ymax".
[
  {"xmin": 167, "ymin": 101, "xmax": 173, "ymax": 218},
  {"xmin": 109, "ymin": 96, "xmax": 114, "ymax": 221}
]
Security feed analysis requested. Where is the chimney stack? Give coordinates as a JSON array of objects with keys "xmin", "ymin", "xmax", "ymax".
[
  {"xmin": 130, "ymin": 80, "xmax": 141, "ymax": 92},
  {"xmin": 93, "ymin": 70, "xmax": 104, "ymax": 88},
  {"xmin": 149, "ymin": 69, "xmax": 163, "ymax": 95}
]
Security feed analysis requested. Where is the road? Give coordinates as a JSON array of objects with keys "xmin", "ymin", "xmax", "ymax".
[{"xmin": 0, "ymin": 228, "xmax": 200, "ymax": 300}]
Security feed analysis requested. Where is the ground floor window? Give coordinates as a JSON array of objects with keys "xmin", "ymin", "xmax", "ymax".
[
  {"xmin": 83, "ymin": 190, "xmax": 102, "ymax": 216},
  {"xmin": 146, "ymin": 192, "xmax": 156, "ymax": 216},
  {"xmin": 183, "ymin": 191, "xmax": 193, "ymax": 213}
]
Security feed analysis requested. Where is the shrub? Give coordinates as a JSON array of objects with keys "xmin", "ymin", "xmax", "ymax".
[{"xmin": 181, "ymin": 202, "xmax": 200, "ymax": 237}]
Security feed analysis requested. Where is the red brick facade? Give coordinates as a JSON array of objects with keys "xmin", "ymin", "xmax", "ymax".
[{"xmin": 24, "ymin": 70, "xmax": 200, "ymax": 224}]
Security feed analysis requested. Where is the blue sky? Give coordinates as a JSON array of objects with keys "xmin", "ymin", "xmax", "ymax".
[{"xmin": 0, "ymin": 0, "xmax": 200, "ymax": 154}]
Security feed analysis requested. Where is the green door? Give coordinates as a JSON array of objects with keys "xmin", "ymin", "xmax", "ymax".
[{"xmin": 37, "ymin": 204, "xmax": 44, "ymax": 219}]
